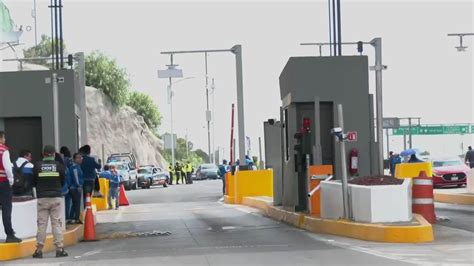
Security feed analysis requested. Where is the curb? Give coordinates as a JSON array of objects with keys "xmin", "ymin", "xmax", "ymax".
[
  {"xmin": 241, "ymin": 196, "xmax": 433, "ymax": 243},
  {"xmin": 434, "ymin": 191, "xmax": 474, "ymax": 205},
  {"xmin": 0, "ymin": 224, "xmax": 84, "ymax": 261}
]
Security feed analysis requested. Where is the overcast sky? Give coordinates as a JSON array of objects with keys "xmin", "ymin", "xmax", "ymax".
[{"xmin": 2, "ymin": 0, "xmax": 473, "ymax": 158}]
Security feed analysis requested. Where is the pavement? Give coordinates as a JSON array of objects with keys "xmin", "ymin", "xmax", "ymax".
[{"xmin": 5, "ymin": 180, "xmax": 474, "ymax": 265}]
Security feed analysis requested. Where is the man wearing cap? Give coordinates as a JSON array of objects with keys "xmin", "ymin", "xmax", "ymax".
[
  {"xmin": 32, "ymin": 145, "xmax": 68, "ymax": 258},
  {"xmin": 0, "ymin": 131, "xmax": 22, "ymax": 243}
]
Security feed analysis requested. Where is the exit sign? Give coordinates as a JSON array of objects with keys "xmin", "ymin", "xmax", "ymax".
[{"xmin": 347, "ymin": 131, "xmax": 358, "ymax": 142}]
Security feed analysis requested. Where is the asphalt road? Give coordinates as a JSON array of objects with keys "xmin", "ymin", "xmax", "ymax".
[{"xmin": 7, "ymin": 180, "xmax": 408, "ymax": 266}]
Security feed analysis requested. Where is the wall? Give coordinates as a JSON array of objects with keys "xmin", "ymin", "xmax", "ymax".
[
  {"xmin": 0, "ymin": 69, "xmax": 85, "ymax": 152},
  {"xmin": 263, "ymin": 121, "xmax": 283, "ymax": 206}
]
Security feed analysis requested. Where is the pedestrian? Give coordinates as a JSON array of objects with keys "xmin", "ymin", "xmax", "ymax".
[
  {"xmin": 390, "ymin": 153, "xmax": 402, "ymax": 176},
  {"xmin": 108, "ymin": 165, "xmax": 120, "ymax": 210},
  {"xmin": 68, "ymin": 153, "xmax": 83, "ymax": 224},
  {"xmin": 388, "ymin": 151, "xmax": 395, "ymax": 175},
  {"xmin": 79, "ymin": 145, "xmax": 101, "ymax": 203},
  {"xmin": 55, "ymin": 152, "xmax": 72, "ymax": 224},
  {"xmin": 180, "ymin": 162, "xmax": 187, "ymax": 184},
  {"xmin": 168, "ymin": 164, "xmax": 174, "ymax": 185},
  {"xmin": 408, "ymin": 154, "xmax": 423, "ymax": 163},
  {"xmin": 465, "ymin": 146, "xmax": 474, "ymax": 169},
  {"xmin": 60, "ymin": 146, "xmax": 73, "ymax": 168},
  {"xmin": 186, "ymin": 162, "xmax": 193, "ymax": 184},
  {"xmin": 218, "ymin": 160, "xmax": 229, "ymax": 195},
  {"xmin": 0, "ymin": 131, "xmax": 22, "ymax": 243},
  {"xmin": 175, "ymin": 162, "xmax": 182, "ymax": 185},
  {"xmin": 13, "ymin": 149, "xmax": 34, "ymax": 196},
  {"xmin": 32, "ymin": 145, "xmax": 68, "ymax": 258}
]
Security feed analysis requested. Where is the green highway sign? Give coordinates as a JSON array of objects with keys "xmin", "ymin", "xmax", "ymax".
[{"xmin": 393, "ymin": 125, "xmax": 471, "ymax": 136}]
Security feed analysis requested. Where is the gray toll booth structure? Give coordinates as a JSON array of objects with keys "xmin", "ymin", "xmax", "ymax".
[
  {"xmin": 0, "ymin": 69, "xmax": 87, "ymax": 162},
  {"xmin": 265, "ymin": 56, "xmax": 379, "ymax": 212}
]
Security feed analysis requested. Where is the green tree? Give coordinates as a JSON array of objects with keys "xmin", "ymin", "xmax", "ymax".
[
  {"xmin": 23, "ymin": 34, "xmax": 66, "ymax": 67},
  {"xmin": 161, "ymin": 136, "xmax": 204, "ymax": 166},
  {"xmin": 127, "ymin": 91, "xmax": 161, "ymax": 129},
  {"xmin": 85, "ymin": 51, "xmax": 129, "ymax": 106},
  {"xmin": 194, "ymin": 149, "xmax": 210, "ymax": 163}
]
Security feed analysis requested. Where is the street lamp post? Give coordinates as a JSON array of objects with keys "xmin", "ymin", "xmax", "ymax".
[
  {"xmin": 161, "ymin": 45, "xmax": 248, "ymax": 167},
  {"xmin": 158, "ymin": 58, "xmax": 184, "ymax": 166}
]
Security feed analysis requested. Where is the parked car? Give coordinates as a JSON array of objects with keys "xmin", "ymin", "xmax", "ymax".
[
  {"xmin": 108, "ymin": 161, "xmax": 138, "ymax": 191},
  {"xmin": 107, "ymin": 152, "xmax": 138, "ymax": 170},
  {"xmin": 431, "ymin": 157, "xmax": 470, "ymax": 188},
  {"xmin": 194, "ymin": 164, "xmax": 219, "ymax": 180},
  {"xmin": 137, "ymin": 165, "xmax": 169, "ymax": 189}
]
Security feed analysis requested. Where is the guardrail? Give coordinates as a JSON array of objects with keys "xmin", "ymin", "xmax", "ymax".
[{"xmin": 308, "ymin": 175, "xmax": 334, "ymax": 197}]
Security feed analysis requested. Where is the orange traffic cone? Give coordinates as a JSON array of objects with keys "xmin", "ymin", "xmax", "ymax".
[
  {"xmin": 412, "ymin": 171, "xmax": 436, "ymax": 224},
  {"xmin": 83, "ymin": 193, "xmax": 97, "ymax": 241},
  {"xmin": 119, "ymin": 183, "xmax": 130, "ymax": 206}
]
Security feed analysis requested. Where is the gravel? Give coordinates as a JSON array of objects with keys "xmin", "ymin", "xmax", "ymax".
[{"xmin": 349, "ymin": 176, "xmax": 403, "ymax": 186}]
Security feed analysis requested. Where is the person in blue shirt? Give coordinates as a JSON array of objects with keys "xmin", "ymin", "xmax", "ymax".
[
  {"xmin": 68, "ymin": 153, "xmax": 84, "ymax": 224},
  {"xmin": 218, "ymin": 160, "xmax": 229, "ymax": 195},
  {"xmin": 108, "ymin": 165, "xmax": 120, "ymax": 210},
  {"xmin": 79, "ymin": 145, "xmax": 101, "ymax": 201}
]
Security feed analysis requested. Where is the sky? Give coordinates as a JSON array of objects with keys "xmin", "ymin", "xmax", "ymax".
[{"xmin": 1, "ymin": 0, "xmax": 473, "ymax": 159}]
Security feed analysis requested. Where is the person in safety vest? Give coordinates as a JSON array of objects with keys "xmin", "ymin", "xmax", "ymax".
[{"xmin": 168, "ymin": 164, "xmax": 174, "ymax": 185}]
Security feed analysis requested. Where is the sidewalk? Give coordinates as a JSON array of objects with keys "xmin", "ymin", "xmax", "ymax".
[
  {"xmin": 0, "ymin": 224, "xmax": 83, "ymax": 261},
  {"xmin": 434, "ymin": 187, "xmax": 474, "ymax": 205}
]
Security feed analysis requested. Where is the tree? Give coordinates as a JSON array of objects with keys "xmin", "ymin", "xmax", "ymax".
[
  {"xmin": 194, "ymin": 149, "xmax": 210, "ymax": 163},
  {"xmin": 161, "ymin": 136, "xmax": 204, "ymax": 166},
  {"xmin": 128, "ymin": 91, "xmax": 161, "ymax": 129},
  {"xmin": 23, "ymin": 34, "xmax": 66, "ymax": 67},
  {"xmin": 85, "ymin": 51, "xmax": 130, "ymax": 106}
]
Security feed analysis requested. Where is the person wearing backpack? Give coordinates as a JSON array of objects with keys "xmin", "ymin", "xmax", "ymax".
[{"xmin": 13, "ymin": 149, "xmax": 34, "ymax": 196}]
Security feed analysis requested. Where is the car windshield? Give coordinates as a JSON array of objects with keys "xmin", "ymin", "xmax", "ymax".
[
  {"xmin": 433, "ymin": 160, "xmax": 463, "ymax": 167},
  {"xmin": 138, "ymin": 168, "xmax": 152, "ymax": 174},
  {"xmin": 202, "ymin": 164, "xmax": 217, "ymax": 170},
  {"xmin": 111, "ymin": 164, "xmax": 127, "ymax": 171}
]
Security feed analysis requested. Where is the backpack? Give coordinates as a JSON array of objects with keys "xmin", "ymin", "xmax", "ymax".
[{"xmin": 12, "ymin": 161, "xmax": 29, "ymax": 191}]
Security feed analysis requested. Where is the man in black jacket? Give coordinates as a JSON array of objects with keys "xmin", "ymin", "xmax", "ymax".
[{"xmin": 32, "ymin": 145, "xmax": 68, "ymax": 259}]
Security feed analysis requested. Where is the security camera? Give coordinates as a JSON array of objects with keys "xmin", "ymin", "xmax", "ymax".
[
  {"xmin": 331, "ymin": 127, "xmax": 346, "ymax": 141},
  {"xmin": 268, "ymin": 119, "xmax": 276, "ymax": 125}
]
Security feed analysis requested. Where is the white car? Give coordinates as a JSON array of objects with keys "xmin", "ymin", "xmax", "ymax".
[{"xmin": 108, "ymin": 161, "xmax": 138, "ymax": 191}]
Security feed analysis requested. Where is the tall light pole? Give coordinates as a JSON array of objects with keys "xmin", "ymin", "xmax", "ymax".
[
  {"xmin": 211, "ymin": 78, "xmax": 216, "ymax": 164},
  {"xmin": 158, "ymin": 58, "xmax": 183, "ymax": 166},
  {"xmin": 301, "ymin": 38, "xmax": 387, "ymax": 174},
  {"xmin": 161, "ymin": 45, "xmax": 248, "ymax": 167},
  {"xmin": 205, "ymin": 53, "xmax": 212, "ymax": 163}
]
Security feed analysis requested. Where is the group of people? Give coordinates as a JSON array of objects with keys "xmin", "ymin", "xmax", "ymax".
[
  {"xmin": 168, "ymin": 161, "xmax": 193, "ymax": 185},
  {"xmin": 0, "ymin": 130, "xmax": 113, "ymax": 259},
  {"xmin": 388, "ymin": 151, "xmax": 425, "ymax": 176}
]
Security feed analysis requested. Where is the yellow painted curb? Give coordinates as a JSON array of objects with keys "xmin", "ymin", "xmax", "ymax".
[
  {"xmin": 434, "ymin": 191, "xmax": 474, "ymax": 205},
  {"xmin": 242, "ymin": 196, "xmax": 433, "ymax": 243},
  {"xmin": 0, "ymin": 224, "xmax": 84, "ymax": 261},
  {"xmin": 224, "ymin": 195, "xmax": 235, "ymax": 204},
  {"xmin": 241, "ymin": 197, "xmax": 272, "ymax": 213}
]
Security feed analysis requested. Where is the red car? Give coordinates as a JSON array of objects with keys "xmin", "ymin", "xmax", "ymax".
[{"xmin": 431, "ymin": 157, "xmax": 470, "ymax": 188}]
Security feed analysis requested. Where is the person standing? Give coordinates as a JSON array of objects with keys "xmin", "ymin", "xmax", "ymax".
[
  {"xmin": 79, "ymin": 145, "xmax": 101, "ymax": 203},
  {"xmin": 186, "ymin": 162, "xmax": 193, "ymax": 184},
  {"xmin": 68, "ymin": 153, "xmax": 83, "ymax": 224},
  {"xmin": 13, "ymin": 149, "xmax": 34, "ymax": 196},
  {"xmin": 174, "ymin": 162, "xmax": 182, "ymax": 185},
  {"xmin": 465, "ymin": 146, "xmax": 474, "ymax": 169},
  {"xmin": 107, "ymin": 165, "xmax": 120, "ymax": 210},
  {"xmin": 168, "ymin": 164, "xmax": 174, "ymax": 185},
  {"xmin": 60, "ymin": 147, "xmax": 73, "ymax": 168},
  {"xmin": 32, "ymin": 145, "xmax": 67, "ymax": 258},
  {"xmin": 0, "ymin": 131, "xmax": 22, "ymax": 243},
  {"xmin": 218, "ymin": 160, "xmax": 229, "ymax": 195}
]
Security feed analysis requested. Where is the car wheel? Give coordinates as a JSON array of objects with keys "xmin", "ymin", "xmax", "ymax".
[
  {"xmin": 163, "ymin": 182, "xmax": 168, "ymax": 188},
  {"xmin": 147, "ymin": 179, "xmax": 152, "ymax": 189},
  {"xmin": 125, "ymin": 182, "xmax": 131, "ymax": 191},
  {"xmin": 132, "ymin": 180, "xmax": 137, "ymax": 190}
]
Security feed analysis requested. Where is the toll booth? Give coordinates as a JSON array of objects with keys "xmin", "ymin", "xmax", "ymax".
[
  {"xmin": 0, "ymin": 69, "xmax": 87, "ymax": 162},
  {"xmin": 266, "ymin": 56, "xmax": 379, "ymax": 212}
]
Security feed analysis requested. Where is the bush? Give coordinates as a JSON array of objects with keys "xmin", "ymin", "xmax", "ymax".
[
  {"xmin": 85, "ymin": 51, "xmax": 129, "ymax": 106},
  {"xmin": 127, "ymin": 91, "xmax": 162, "ymax": 129}
]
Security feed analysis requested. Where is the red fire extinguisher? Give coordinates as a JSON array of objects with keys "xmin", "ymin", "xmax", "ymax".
[{"xmin": 349, "ymin": 148, "xmax": 359, "ymax": 175}]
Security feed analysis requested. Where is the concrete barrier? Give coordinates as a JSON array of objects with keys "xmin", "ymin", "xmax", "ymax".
[
  {"xmin": 225, "ymin": 170, "xmax": 273, "ymax": 204},
  {"xmin": 242, "ymin": 196, "xmax": 433, "ymax": 243},
  {"xmin": 0, "ymin": 199, "xmax": 66, "ymax": 240},
  {"xmin": 91, "ymin": 178, "xmax": 109, "ymax": 210},
  {"xmin": 467, "ymin": 169, "xmax": 474, "ymax": 193}
]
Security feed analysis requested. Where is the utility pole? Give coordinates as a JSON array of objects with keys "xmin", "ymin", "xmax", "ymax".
[
  {"xmin": 212, "ymin": 78, "xmax": 216, "ymax": 164},
  {"xmin": 205, "ymin": 53, "xmax": 212, "ymax": 163}
]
